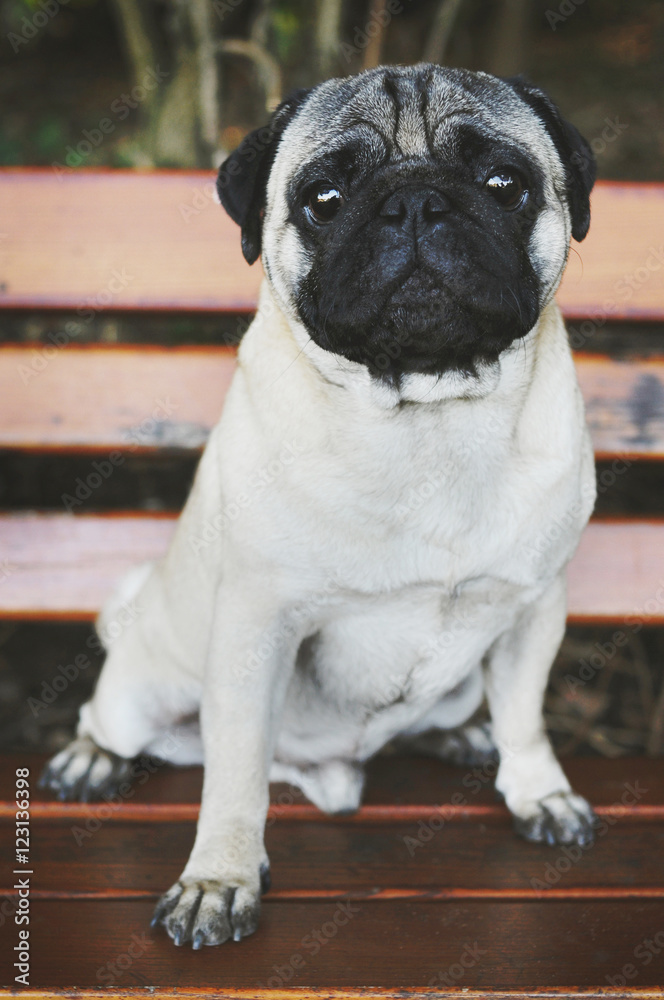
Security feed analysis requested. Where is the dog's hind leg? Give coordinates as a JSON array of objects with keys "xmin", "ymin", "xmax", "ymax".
[
  {"xmin": 395, "ymin": 717, "xmax": 497, "ymax": 767},
  {"xmin": 40, "ymin": 562, "xmax": 205, "ymax": 802},
  {"xmin": 392, "ymin": 665, "xmax": 496, "ymax": 765}
]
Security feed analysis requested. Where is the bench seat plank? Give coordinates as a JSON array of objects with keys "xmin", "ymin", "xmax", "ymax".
[
  {"xmin": 0, "ymin": 753, "xmax": 664, "ymax": 822},
  {"xmin": 1, "ymin": 815, "xmax": 661, "ymax": 897},
  {"xmin": 0, "ymin": 753, "xmax": 664, "ymax": 823},
  {"xmin": 1, "ymin": 172, "xmax": 663, "ymax": 319},
  {"xmin": 1, "ymin": 755, "xmax": 660, "ymax": 814},
  {"xmin": 2, "ymin": 346, "xmax": 664, "ymax": 458},
  {"xmin": 0, "ymin": 514, "xmax": 662, "ymax": 622},
  {"xmin": 1, "ymin": 897, "xmax": 662, "ymax": 991}
]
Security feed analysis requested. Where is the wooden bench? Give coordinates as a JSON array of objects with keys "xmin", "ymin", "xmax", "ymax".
[{"xmin": 1, "ymin": 169, "xmax": 664, "ymax": 995}]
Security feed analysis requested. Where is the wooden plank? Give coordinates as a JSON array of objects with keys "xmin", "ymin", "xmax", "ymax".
[
  {"xmin": 1, "ymin": 755, "xmax": 660, "ymax": 818},
  {"xmin": 578, "ymin": 354, "xmax": 664, "ymax": 460},
  {"xmin": 0, "ymin": 171, "xmax": 663, "ymax": 319},
  {"xmin": 559, "ymin": 182, "xmax": 664, "ymax": 321},
  {"xmin": 0, "ymin": 345, "xmax": 236, "ymax": 452},
  {"xmin": 0, "ymin": 512, "xmax": 172, "ymax": 620},
  {"xmin": 2, "ymin": 345, "xmax": 664, "ymax": 458},
  {"xmin": 0, "ymin": 170, "xmax": 263, "ymax": 312},
  {"xmin": 567, "ymin": 520, "xmax": 664, "ymax": 623},
  {"xmin": 0, "ymin": 514, "xmax": 663, "ymax": 623},
  {"xmin": 1, "ymin": 898, "xmax": 663, "ymax": 990},
  {"xmin": 1, "ymin": 815, "xmax": 661, "ymax": 897}
]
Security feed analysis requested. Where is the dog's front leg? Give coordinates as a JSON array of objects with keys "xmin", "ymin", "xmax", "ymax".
[
  {"xmin": 485, "ymin": 573, "xmax": 596, "ymax": 846},
  {"xmin": 152, "ymin": 578, "xmax": 299, "ymax": 948}
]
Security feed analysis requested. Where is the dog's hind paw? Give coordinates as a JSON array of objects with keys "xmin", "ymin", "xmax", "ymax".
[
  {"xmin": 152, "ymin": 872, "xmax": 265, "ymax": 948},
  {"xmin": 513, "ymin": 790, "xmax": 596, "ymax": 847},
  {"xmin": 39, "ymin": 736, "xmax": 133, "ymax": 803},
  {"xmin": 396, "ymin": 719, "xmax": 498, "ymax": 767}
]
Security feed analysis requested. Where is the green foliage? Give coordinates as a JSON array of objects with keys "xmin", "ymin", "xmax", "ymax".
[
  {"xmin": 32, "ymin": 117, "xmax": 67, "ymax": 158},
  {"xmin": 270, "ymin": 1, "xmax": 302, "ymax": 62},
  {"xmin": 0, "ymin": 126, "xmax": 21, "ymax": 166}
]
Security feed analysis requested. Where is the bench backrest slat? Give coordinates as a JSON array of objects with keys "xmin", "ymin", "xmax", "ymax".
[
  {"xmin": 1, "ymin": 171, "xmax": 663, "ymax": 318},
  {"xmin": 1, "ymin": 513, "xmax": 661, "ymax": 623},
  {"xmin": 0, "ymin": 170, "xmax": 261, "ymax": 312},
  {"xmin": 1, "ymin": 345, "xmax": 662, "ymax": 458}
]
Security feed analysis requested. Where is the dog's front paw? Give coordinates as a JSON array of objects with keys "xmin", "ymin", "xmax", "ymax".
[
  {"xmin": 513, "ymin": 790, "xmax": 596, "ymax": 847},
  {"xmin": 39, "ymin": 736, "xmax": 133, "ymax": 803},
  {"xmin": 152, "ymin": 864, "xmax": 270, "ymax": 949}
]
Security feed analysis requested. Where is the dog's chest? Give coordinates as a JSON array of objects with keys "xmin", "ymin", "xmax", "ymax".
[
  {"xmin": 285, "ymin": 426, "xmax": 568, "ymax": 721},
  {"xmin": 310, "ymin": 414, "xmax": 571, "ymax": 596}
]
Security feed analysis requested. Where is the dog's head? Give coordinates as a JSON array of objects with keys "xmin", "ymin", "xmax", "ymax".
[{"xmin": 217, "ymin": 65, "xmax": 595, "ymax": 385}]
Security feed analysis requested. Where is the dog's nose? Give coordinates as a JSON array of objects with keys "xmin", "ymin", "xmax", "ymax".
[{"xmin": 379, "ymin": 187, "xmax": 450, "ymax": 227}]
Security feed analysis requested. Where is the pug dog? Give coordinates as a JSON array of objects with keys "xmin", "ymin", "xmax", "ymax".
[{"xmin": 41, "ymin": 64, "xmax": 597, "ymax": 948}]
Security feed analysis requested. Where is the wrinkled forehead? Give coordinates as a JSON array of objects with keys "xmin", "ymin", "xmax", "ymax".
[{"xmin": 272, "ymin": 66, "xmax": 560, "ymax": 186}]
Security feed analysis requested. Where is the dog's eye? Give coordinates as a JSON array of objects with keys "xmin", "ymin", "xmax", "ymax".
[
  {"xmin": 484, "ymin": 171, "xmax": 527, "ymax": 210},
  {"xmin": 306, "ymin": 185, "xmax": 344, "ymax": 224}
]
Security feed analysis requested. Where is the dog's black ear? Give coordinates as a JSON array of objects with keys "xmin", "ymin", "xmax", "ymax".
[
  {"xmin": 504, "ymin": 76, "xmax": 596, "ymax": 242},
  {"xmin": 216, "ymin": 88, "xmax": 312, "ymax": 264}
]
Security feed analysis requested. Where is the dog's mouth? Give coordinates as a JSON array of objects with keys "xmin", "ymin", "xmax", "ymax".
[{"xmin": 303, "ymin": 267, "xmax": 533, "ymax": 382}]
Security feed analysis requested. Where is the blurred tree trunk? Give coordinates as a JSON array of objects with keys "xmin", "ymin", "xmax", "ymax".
[
  {"xmin": 423, "ymin": 0, "xmax": 465, "ymax": 65},
  {"xmin": 316, "ymin": 0, "xmax": 344, "ymax": 77},
  {"xmin": 109, "ymin": 0, "xmax": 221, "ymax": 166},
  {"xmin": 362, "ymin": 0, "xmax": 388, "ymax": 70}
]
